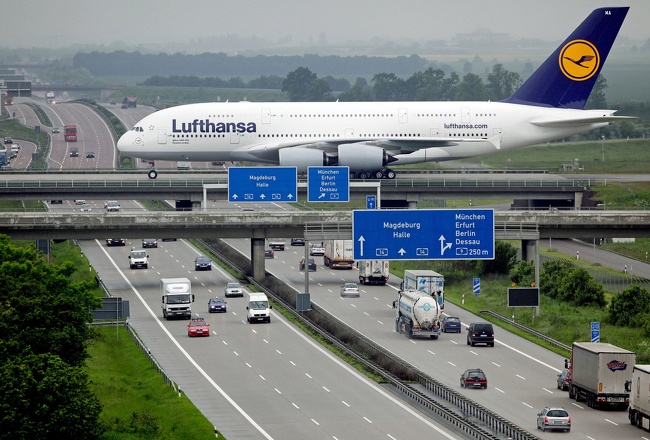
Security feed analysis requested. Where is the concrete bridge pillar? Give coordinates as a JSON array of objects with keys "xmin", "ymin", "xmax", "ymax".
[
  {"xmin": 521, "ymin": 239, "xmax": 536, "ymax": 262},
  {"xmin": 250, "ymin": 238, "xmax": 266, "ymax": 280}
]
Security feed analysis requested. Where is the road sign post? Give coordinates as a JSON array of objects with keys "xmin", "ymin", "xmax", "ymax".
[
  {"xmin": 353, "ymin": 209, "xmax": 494, "ymax": 260},
  {"xmin": 228, "ymin": 167, "xmax": 297, "ymax": 203},
  {"xmin": 591, "ymin": 321, "xmax": 600, "ymax": 343},
  {"xmin": 307, "ymin": 166, "xmax": 349, "ymax": 202}
]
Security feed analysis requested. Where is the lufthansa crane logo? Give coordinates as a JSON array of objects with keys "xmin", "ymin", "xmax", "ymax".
[{"xmin": 559, "ymin": 39, "xmax": 600, "ymax": 81}]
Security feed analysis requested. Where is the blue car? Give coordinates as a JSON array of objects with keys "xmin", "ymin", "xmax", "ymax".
[
  {"xmin": 208, "ymin": 297, "xmax": 227, "ymax": 313},
  {"xmin": 442, "ymin": 316, "xmax": 462, "ymax": 333}
]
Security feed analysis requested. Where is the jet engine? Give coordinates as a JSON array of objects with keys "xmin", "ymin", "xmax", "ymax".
[
  {"xmin": 278, "ymin": 147, "xmax": 333, "ymax": 173},
  {"xmin": 338, "ymin": 143, "xmax": 391, "ymax": 171}
]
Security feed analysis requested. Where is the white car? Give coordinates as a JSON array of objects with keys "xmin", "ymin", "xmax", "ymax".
[
  {"xmin": 104, "ymin": 200, "xmax": 120, "ymax": 212},
  {"xmin": 224, "ymin": 282, "xmax": 244, "ymax": 297},
  {"xmin": 340, "ymin": 282, "xmax": 360, "ymax": 297},
  {"xmin": 80, "ymin": 203, "xmax": 92, "ymax": 212},
  {"xmin": 309, "ymin": 243, "xmax": 325, "ymax": 256}
]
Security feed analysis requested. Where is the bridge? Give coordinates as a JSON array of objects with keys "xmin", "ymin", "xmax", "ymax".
[
  {"xmin": 0, "ymin": 172, "xmax": 587, "ymax": 208},
  {"xmin": 2, "ymin": 210, "xmax": 648, "ymax": 279}
]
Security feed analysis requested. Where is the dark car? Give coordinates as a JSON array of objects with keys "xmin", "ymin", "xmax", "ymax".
[
  {"xmin": 85, "ymin": 151, "xmax": 95, "ymax": 158},
  {"xmin": 142, "ymin": 238, "xmax": 158, "ymax": 248},
  {"xmin": 291, "ymin": 237, "xmax": 305, "ymax": 246},
  {"xmin": 69, "ymin": 147, "xmax": 79, "ymax": 157},
  {"xmin": 52, "ymin": 127, "xmax": 60, "ymax": 133},
  {"xmin": 264, "ymin": 247, "xmax": 274, "ymax": 258},
  {"xmin": 442, "ymin": 316, "xmax": 462, "ymax": 333},
  {"xmin": 536, "ymin": 407, "xmax": 570, "ymax": 432},
  {"xmin": 467, "ymin": 322, "xmax": 495, "ymax": 347},
  {"xmin": 194, "ymin": 255, "xmax": 212, "ymax": 270},
  {"xmin": 299, "ymin": 257, "xmax": 317, "ymax": 272},
  {"xmin": 161, "ymin": 238, "xmax": 177, "ymax": 242},
  {"xmin": 460, "ymin": 368, "xmax": 488, "ymax": 389},
  {"xmin": 557, "ymin": 369, "xmax": 571, "ymax": 391},
  {"xmin": 106, "ymin": 238, "xmax": 126, "ymax": 246},
  {"xmin": 208, "ymin": 297, "xmax": 227, "ymax": 313}
]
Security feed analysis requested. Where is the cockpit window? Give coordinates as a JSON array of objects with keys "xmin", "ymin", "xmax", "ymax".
[{"xmin": 132, "ymin": 126, "xmax": 144, "ymax": 132}]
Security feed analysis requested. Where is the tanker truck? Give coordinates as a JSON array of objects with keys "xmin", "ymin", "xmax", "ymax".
[{"xmin": 393, "ymin": 289, "xmax": 441, "ymax": 339}]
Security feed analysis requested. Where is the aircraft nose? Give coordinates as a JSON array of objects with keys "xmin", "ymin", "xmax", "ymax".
[{"xmin": 117, "ymin": 131, "xmax": 137, "ymax": 153}]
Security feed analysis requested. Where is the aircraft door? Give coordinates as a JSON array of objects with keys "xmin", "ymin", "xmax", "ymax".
[
  {"xmin": 230, "ymin": 132, "xmax": 240, "ymax": 144},
  {"xmin": 262, "ymin": 109, "xmax": 271, "ymax": 124},
  {"xmin": 157, "ymin": 129, "xmax": 167, "ymax": 144},
  {"xmin": 461, "ymin": 108, "xmax": 470, "ymax": 123},
  {"xmin": 430, "ymin": 128, "xmax": 439, "ymax": 136},
  {"xmin": 398, "ymin": 108, "xmax": 408, "ymax": 124}
]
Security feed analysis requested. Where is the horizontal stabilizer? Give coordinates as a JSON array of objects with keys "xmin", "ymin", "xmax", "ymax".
[{"xmin": 530, "ymin": 114, "xmax": 636, "ymax": 128}]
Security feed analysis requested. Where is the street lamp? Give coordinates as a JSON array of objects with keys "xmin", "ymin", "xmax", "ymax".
[{"xmin": 601, "ymin": 135, "xmax": 605, "ymax": 162}]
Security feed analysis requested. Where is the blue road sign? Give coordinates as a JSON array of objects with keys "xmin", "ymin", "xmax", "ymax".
[
  {"xmin": 307, "ymin": 166, "xmax": 349, "ymax": 202},
  {"xmin": 228, "ymin": 167, "xmax": 297, "ymax": 203},
  {"xmin": 591, "ymin": 321, "xmax": 600, "ymax": 343},
  {"xmin": 366, "ymin": 196, "xmax": 376, "ymax": 210},
  {"xmin": 352, "ymin": 209, "xmax": 494, "ymax": 260},
  {"xmin": 473, "ymin": 278, "xmax": 480, "ymax": 295}
]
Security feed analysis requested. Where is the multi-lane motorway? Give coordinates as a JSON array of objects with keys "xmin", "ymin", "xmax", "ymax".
[{"xmin": 7, "ymin": 97, "xmax": 649, "ymax": 438}]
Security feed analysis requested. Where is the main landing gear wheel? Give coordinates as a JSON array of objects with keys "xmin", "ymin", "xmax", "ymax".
[{"xmin": 148, "ymin": 169, "xmax": 158, "ymax": 179}]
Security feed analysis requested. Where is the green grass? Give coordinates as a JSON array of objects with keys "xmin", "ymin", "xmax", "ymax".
[{"xmin": 87, "ymin": 326, "xmax": 219, "ymax": 439}]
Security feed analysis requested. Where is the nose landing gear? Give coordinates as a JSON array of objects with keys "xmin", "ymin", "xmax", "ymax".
[{"xmin": 147, "ymin": 162, "xmax": 157, "ymax": 179}]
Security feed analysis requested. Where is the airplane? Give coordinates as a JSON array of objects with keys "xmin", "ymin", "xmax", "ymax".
[{"xmin": 117, "ymin": 7, "xmax": 632, "ymax": 180}]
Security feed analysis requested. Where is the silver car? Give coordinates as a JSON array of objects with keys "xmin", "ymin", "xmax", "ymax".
[
  {"xmin": 224, "ymin": 282, "xmax": 243, "ymax": 297},
  {"xmin": 340, "ymin": 282, "xmax": 360, "ymax": 297},
  {"xmin": 536, "ymin": 407, "xmax": 570, "ymax": 432}
]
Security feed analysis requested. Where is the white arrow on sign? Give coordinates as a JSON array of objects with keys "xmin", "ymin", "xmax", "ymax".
[
  {"xmin": 288, "ymin": 194, "xmax": 294, "ymax": 199},
  {"xmin": 398, "ymin": 248, "xmax": 406, "ymax": 256},
  {"xmin": 318, "ymin": 193, "xmax": 326, "ymax": 199},
  {"xmin": 232, "ymin": 194, "xmax": 238, "ymax": 200},
  {"xmin": 439, "ymin": 235, "xmax": 452, "ymax": 255},
  {"xmin": 358, "ymin": 236, "xmax": 365, "ymax": 256},
  {"xmin": 260, "ymin": 194, "xmax": 266, "ymax": 199}
]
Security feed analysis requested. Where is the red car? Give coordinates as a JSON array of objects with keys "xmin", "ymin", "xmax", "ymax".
[
  {"xmin": 460, "ymin": 368, "xmax": 487, "ymax": 389},
  {"xmin": 187, "ymin": 318, "xmax": 210, "ymax": 337}
]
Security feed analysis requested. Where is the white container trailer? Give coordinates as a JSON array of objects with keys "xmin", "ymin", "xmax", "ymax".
[
  {"xmin": 568, "ymin": 342, "xmax": 635, "ymax": 409},
  {"xmin": 629, "ymin": 365, "xmax": 650, "ymax": 430}
]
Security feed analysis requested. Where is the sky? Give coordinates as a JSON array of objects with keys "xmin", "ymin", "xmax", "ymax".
[{"xmin": 4, "ymin": 0, "xmax": 649, "ymax": 50}]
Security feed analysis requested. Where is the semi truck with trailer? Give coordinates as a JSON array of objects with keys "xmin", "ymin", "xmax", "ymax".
[
  {"xmin": 401, "ymin": 269, "xmax": 445, "ymax": 310},
  {"xmin": 567, "ymin": 342, "xmax": 635, "ymax": 409},
  {"xmin": 122, "ymin": 95, "xmax": 137, "ymax": 108},
  {"xmin": 324, "ymin": 239, "xmax": 354, "ymax": 269},
  {"xmin": 393, "ymin": 289, "xmax": 441, "ymax": 339},
  {"xmin": 629, "ymin": 365, "xmax": 650, "ymax": 430},
  {"xmin": 161, "ymin": 278, "xmax": 194, "ymax": 319},
  {"xmin": 64, "ymin": 125, "xmax": 77, "ymax": 142},
  {"xmin": 358, "ymin": 260, "xmax": 389, "ymax": 285}
]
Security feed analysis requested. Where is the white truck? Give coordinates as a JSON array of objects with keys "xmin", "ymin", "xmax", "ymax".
[
  {"xmin": 324, "ymin": 239, "xmax": 354, "ymax": 269},
  {"xmin": 358, "ymin": 260, "xmax": 389, "ymax": 285},
  {"xmin": 401, "ymin": 269, "xmax": 445, "ymax": 310},
  {"xmin": 629, "ymin": 365, "xmax": 650, "ymax": 430},
  {"xmin": 567, "ymin": 342, "xmax": 635, "ymax": 409},
  {"xmin": 393, "ymin": 289, "xmax": 441, "ymax": 339},
  {"xmin": 246, "ymin": 292, "xmax": 272, "ymax": 323},
  {"xmin": 161, "ymin": 278, "xmax": 194, "ymax": 319},
  {"xmin": 128, "ymin": 248, "xmax": 149, "ymax": 269}
]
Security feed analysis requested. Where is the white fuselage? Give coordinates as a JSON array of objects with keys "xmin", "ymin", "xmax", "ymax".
[{"xmin": 117, "ymin": 101, "xmax": 611, "ymax": 169}]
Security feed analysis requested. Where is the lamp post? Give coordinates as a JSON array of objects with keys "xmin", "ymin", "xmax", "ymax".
[{"xmin": 601, "ymin": 135, "xmax": 605, "ymax": 162}]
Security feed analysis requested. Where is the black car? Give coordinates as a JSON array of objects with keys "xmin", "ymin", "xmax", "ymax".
[
  {"xmin": 85, "ymin": 151, "xmax": 95, "ymax": 158},
  {"xmin": 208, "ymin": 297, "xmax": 227, "ymax": 313},
  {"xmin": 194, "ymin": 255, "xmax": 212, "ymax": 270},
  {"xmin": 467, "ymin": 322, "xmax": 495, "ymax": 347},
  {"xmin": 106, "ymin": 238, "xmax": 126, "ymax": 246},
  {"xmin": 291, "ymin": 238, "xmax": 305, "ymax": 246},
  {"xmin": 299, "ymin": 258, "xmax": 317, "ymax": 272},
  {"xmin": 142, "ymin": 238, "xmax": 158, "ymax": 248},
  {"xmin": 69, "ymin": 147, "xmax": 79, "ymax": 157},
  {"xmin": 264, "ymin": 248, "xmax": 274, "ymax": 258}
]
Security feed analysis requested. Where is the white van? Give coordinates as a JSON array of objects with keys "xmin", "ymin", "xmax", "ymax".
[{"xmin": 246, "ymin": 292, "xmax": 272, "ymax": 323}]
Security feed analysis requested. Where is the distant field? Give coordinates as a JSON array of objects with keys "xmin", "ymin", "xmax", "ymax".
[{"xmin": 461, "ymin": 139, "xmax": 650, "ymax": 173}]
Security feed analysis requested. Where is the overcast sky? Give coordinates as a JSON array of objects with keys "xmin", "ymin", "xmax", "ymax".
[{"xmin": 5, "ymin": 0, "xmax": 648, "ymax": 50}]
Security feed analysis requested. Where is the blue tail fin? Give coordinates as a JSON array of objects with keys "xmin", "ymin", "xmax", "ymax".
[{"xmin": 503, "ymin": 7, "xmax": 628, "ymax": 109}]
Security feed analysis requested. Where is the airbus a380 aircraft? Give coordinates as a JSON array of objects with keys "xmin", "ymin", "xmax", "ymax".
[{"xmin": 118, "ymin": 7, "xmax": 632, "ymax": 180}]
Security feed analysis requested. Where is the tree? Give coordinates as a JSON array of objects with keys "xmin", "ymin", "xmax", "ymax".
[
  {"xmin": 339, "ymin": 77, "xmax": 373, "ymax": 101},
  {"xmin": 455, "ymin": 73, "xmax": 487, "ymax": 101},
  {"xmin": 372, "ymin": 72, "xmax": 406, "ymax": 101},
  {"xmin": 476, "ymin": 241, "xmax": 517, "ymax": 276},
  {"xmin": 282, "ymin": 67, "xmax": 331, "ymax": 102},
  {"xmin": 486, "ymin": 64, "xmax": 522, "ymax": 100},
  {"xmin": 540, "ymin": 259, "xmax": 572, "ymax": 299},
  {"xmin": 608, "ymin": 285, "xmax": 650, "ymax": 326},
  {"xmin": 510, "ymin": 260, "xmax": 535, "ymax": 286},
  {"xmin": 0, "ymin": 236, "xmax": 103, "ymax": 437},
  {"xmin": 557, "ymin": 267, "xmax": 606, "ymax": 307},
  {"xmin": 585, "ymin": 75, "xmax": 608, "ymax": 109}
]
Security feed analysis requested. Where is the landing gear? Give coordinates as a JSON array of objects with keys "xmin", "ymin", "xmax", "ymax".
[
  {"xmin": 147, "ymin": 161, "xmax": 158, "ymax": 179},
  {"xmin": 350, "ymin": 168, "xmax": 397, "ymax": 180}
]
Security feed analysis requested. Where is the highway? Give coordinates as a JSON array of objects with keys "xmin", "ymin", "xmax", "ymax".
[{"xmin": 79, "ymin": 237, "xmax": 464, "ymax": 440}]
